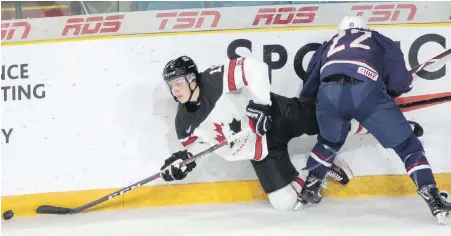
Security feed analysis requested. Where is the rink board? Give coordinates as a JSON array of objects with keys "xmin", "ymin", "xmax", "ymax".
[
  {"xmin": 2, "ymin": 1, "xmax": 450, "ymax": 43},
  {"xmin": 2, "ymin": 24, "xmax": 451, "ymax": 217}
]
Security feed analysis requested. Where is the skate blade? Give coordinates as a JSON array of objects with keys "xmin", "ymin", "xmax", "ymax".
[
  {"xmin": 295, "ymin": 201, "xmax": 320, "ymax": 211},
  {"xmin": 294, "ymin": 200, "xmax": 308, "ymax": 211},
  {"xmin": 436, "ymin": 212, "xmax": 450, "ymax": 225}
]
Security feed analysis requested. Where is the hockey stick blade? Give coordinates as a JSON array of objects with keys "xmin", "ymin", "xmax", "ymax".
[
  {"xmin": 36, "ymin": 205, "xmax": 76, "ymax": 215},
  {"xmin": 35, "ymin": 141, "xmax": 228, "ymax": 215}
]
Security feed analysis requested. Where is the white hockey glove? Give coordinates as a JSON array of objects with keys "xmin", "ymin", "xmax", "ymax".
[
  {"xmin": 246, "ymin": 100, "xmax": 272, "ymax": 137},
  {"xmin": 160, "ymin": 150, "xmax": 196, "ymax": 181}
]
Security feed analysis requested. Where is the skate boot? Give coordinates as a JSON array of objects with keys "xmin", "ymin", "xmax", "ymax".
[
  {"xmin": 299, "ymin": 173, "xmax": 323, "ymax": 204},
  {"xmin": 326, "ymin": 162, "xmax": 352, "ymax": 185},
  {"xmin": 417, "ymin": 184, "xmax": 451, "ymax": 224}
]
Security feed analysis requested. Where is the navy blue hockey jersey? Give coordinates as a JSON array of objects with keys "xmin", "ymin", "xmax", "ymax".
[{"xmin": 301, "ymin": 28, "xmax": 413, "ymax": 98}]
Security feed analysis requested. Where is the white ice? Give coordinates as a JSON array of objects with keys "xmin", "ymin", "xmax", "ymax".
[{"xmin": 2, "ymin": 196, "xmax": 450, "ymax": 236}]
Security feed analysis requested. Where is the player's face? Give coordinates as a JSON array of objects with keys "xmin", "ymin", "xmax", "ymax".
[{"xmin": 167, "ymin": 75, "xmax": 193, "ymax": 103}]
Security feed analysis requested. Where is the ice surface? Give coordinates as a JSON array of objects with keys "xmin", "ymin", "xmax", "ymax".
[{"xmin": 2, "ymin": 196, "xmax": 450, "ymax": 236}]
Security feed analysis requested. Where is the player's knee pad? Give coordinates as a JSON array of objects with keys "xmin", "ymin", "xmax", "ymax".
[{"xmin": 267, "ymin": 184, "xmax": 300, "ymax": 211}]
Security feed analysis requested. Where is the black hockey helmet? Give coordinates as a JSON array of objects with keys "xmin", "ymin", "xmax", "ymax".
[
  {"xmin": 162, "ymin": 56, "xmax": 199, "ymax": 103},
  {"xmin": 163, "ymin": 56, "xmax": 199, "ymax": 82}
]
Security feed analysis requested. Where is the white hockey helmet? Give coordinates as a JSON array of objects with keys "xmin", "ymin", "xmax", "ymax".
[{"xmin": 338, "ymin": 16, "xmax": 367, "ymax": 31}]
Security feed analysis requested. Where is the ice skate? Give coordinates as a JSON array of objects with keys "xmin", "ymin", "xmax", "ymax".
[
  {"xmin": 418, "ymin": 184, "xmax": 451, "ymax": 224},
  {"xmin": 299, "ymin": 173, "xmax": 323, "ymax": 204}
]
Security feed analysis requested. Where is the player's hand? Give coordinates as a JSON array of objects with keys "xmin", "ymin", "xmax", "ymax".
[
  {"xmin": 246, "ymin": 100, "xmax": 272, "ymax": 137},
  {"xmin": 160, "ymin": 150, "xmax": 196, "ymax": 181}
]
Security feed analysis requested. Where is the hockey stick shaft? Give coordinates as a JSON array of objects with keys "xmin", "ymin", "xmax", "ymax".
[
  {"xmin": 36, "ymin": 140, "xmax": 228, "ymax": 215},
  {"xmin": 394, "ymin": 48, "xmax": 451, "ymax": 109},
  {"xmin": 409, "ymin": 48, "xmax": 451, "ymax": 75},
  {"xmin": 395, "ymin": 49, "xmax": 451, "ymax": 109}
]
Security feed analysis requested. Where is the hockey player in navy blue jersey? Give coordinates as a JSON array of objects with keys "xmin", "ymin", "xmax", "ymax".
[{"xmin": 298, "ymin": 16, "xmax": 450, "ymax": 224}]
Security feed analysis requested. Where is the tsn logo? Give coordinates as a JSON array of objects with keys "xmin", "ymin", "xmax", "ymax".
[
  {"xmin": 1, "ymin": 21, "xmax": 30, "ymax": 40},
  {"xmin": 156, "ymin": 10, "xmax": 220, "ymax": 30},
  {"xmin": 351, "ymin": 4, "xmax": 417, "ymax": 22}
]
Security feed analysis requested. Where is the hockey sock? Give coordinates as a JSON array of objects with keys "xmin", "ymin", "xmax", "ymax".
[
  {"xmin": 306, "ymin": 136, "xmax": 344, "ymax": 180},
  {"xmin": 393, "ymin": 134, "xmax": 436, "ymax": 187}
]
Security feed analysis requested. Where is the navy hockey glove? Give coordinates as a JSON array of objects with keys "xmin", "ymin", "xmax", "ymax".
[
  {"xmin": 160, "ymin": 150, "xmax": 196, "ymax": 181},
  {"xmin": 246, "ymin": 100, "xmax": 272, "ymax": 137}
]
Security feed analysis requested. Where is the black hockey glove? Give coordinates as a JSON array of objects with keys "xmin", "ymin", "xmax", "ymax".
[
  {"xmin": 387, "ymin": 90, "xmax": 403, "ymax": 98},
  {"xmin": 408, "ymin": 120, "xmax": 424, "ymax": 137},
  {"xmin": 160, "ymin": 150, "xmax": 196, "ymax": 182},
  {"xmin": 246, "ymin": 100, "xmax": 272, "ymax": 137}
]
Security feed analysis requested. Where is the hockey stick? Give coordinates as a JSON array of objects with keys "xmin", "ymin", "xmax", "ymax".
[
  {"xmin": 36, "ymin": 140, "xmax": 228, "ymax": 215},
  {"xmin": 409, "ymin": 48, "xmax": 451, "ymax": 76},
  {"xmin": 402, "ymin": 48, "xmax": 451, "ymax": 109},
  {"xmin": 391, "ymin": 54, "xmax": 451, "ymax": 115},
  {"xmin": 391, "ymin": 48, "xmax": 451, "ymax": 111}
]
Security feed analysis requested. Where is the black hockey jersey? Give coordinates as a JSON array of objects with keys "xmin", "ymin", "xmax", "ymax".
[{"xmin": 175, "ymin": 57, "xmax": 272, "ymax": 162}]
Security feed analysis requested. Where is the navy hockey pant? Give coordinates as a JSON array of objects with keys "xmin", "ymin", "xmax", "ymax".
[{"xmin": 305, "ymin": 77, "xmax": 436, "ymax": 188}]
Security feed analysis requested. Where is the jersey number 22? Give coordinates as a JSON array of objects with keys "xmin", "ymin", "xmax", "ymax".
[{"xmin": 327, "ymin": 29, "xmax": 372, "ymax": 57}]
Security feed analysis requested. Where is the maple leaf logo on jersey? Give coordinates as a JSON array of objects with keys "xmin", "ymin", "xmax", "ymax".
[
  {"xmin": 213, "ymin": 122, "xmax": 225, "ymax": 143},
  {"xmin": 214, "ymin": 119, "xmax": 242, "ymax": 147},
  {"xmin": 228, "ymin": 118, "xmax": 242, "ymax": 148},
  {"xmin": 228, "ymin": 118, "xmax": 241, "ymax": 134}
]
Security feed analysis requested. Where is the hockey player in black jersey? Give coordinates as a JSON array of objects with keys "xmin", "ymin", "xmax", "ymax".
[{"xmin": 159, "ymin": 55, "xmax": 352, "ymax": 211}]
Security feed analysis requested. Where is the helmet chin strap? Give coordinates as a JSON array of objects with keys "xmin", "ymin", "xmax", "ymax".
[
  {"xmin": 184, "ymin": 83, "xmax": 200, "ymax": 112},
  {"xmin": 186, "ymin": 83, "xmax": 199, "ymax": 103}
]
